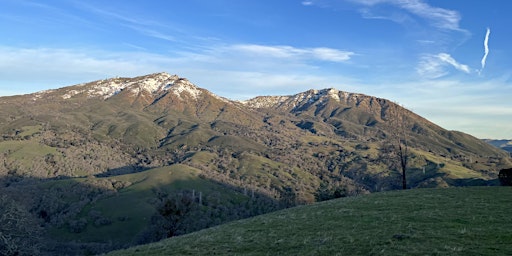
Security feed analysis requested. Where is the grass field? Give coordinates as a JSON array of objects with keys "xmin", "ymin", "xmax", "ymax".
[{"xmin": 107, "ymin": 186, "xmax": 512, "ymax": 255}]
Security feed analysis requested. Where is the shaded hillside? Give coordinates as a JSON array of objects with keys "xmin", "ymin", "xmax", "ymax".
[
  {"xmin": 0, "ymin": 166, "xmax": 280, "ymax": 255},
  {"xmin": 107, "ymin": 186, "xmax": 512, "ymax": 256},
  {"xmin": 0, "ymin": 72, "xmax": 511, "ymax": 254}
]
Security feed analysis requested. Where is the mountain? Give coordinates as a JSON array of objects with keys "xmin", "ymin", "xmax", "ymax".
[
  {"xmin": 0, "ymin": 72, "xmax": 510, "ymax": 255},
  {"xmin": 483, "ymin": 139, "xmax": 512, "ymax": 153}
]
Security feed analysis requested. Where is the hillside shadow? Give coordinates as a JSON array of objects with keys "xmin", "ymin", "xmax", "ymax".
[
  {"xmin": 0, "ymin": 174, "xmax": 123, "ymax": 255},
  {"xmin": 94, "ymin": 165, "xmax": 151, "ymax": 177},
  {"xmin": 445, "ymin": 177, "xmax": 499, "ymax": 187},
  {"xmin": 0, "ymin": 167, "xmax": 283, "ymax": 256}
]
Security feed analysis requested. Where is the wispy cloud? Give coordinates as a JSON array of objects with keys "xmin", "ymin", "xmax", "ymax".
[
  {"xmin": 0, "ymin": 46, "xmax": 167, "ymax": 92},
  {"xmin": 127, "ymin": 26, "xmax": 176, "ymax": 42},
  {"xmin": 4, "ymin": 1, "xmax": 97, "ymax": 29},
  {"xmin": 349, "ymin": 0, "xmax": 464, "ymax": 32},
  {"xmin": 74, "ymin": 2, "xmax": 179, "ymax": 43},
  {"xmin": 480, "ymin": 27, "xmax": 491, "ymax": 73},
  {"xmin": 437, "ymin": 53, "xmax": 470, "ymax": 73},
  {"xmin": 0, "ymin": 43, "xmax": 354, "ymax": 96},
  {"xmin": 311, "ymin": 47, "xmax": 354, "ymax": 62},
  {"xmin": 358, "ymin": 7, "xmax": 410, "ymax": 24},
  {"xmin": 230, "ymin": 44, "xmax": 354, "ymax": 62},
  {"xmin": 417, "ymin": 53, "xmax": 470, "ymax": 79}
]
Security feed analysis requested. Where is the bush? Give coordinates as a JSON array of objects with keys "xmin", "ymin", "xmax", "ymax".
[
  {"xmin": 68, "ymin": 218, "xmax": 88, "ymax": 233},
  {"xmin": 499, "ymin": 168, "xmax": 512, "ymax": 186},
  {"xmin": 0, "ymin": 195, "xmax": 43, "ymax": 255}
]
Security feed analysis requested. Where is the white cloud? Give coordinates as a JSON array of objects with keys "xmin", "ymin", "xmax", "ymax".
[
  {"xmin": 231, "ymin": 44, "xmax": 300, "ymax": 58},
  {"xmin": 416, "ymin": 40, "xmax": 435, "ymax": 45},
  {"xmin": 0, "ymin": 46, "xmax": 170, "ymax": 94},
  {"xmin": 417, "ymin": 53, "xmax": 469, "ymax": 78},
  {"xmin": 350, "ymin": 0, "xmax": 464, "ymax": 31},
  {"xmin": 480, "ymin": 27, "xmax": 491, "ymax": 72},
  {"xmin": 416, "ymin": 54, "xmax": 447, "ymax": 79},
  {"xmin": 230, "ymin": 44, "xmax": 354, "ymax": 62},
  {"xmin": 394, "ymin": 0, "xmax": 462, "ymax": 31},
  {"xmin": 124, "ymin": 25, "xmax": 176, "ymax": 42},
  {"xmin": 0, "ymin": 43, "xmax": 354, "ymax": 97},
  {"xmin": 311, "ymin": 47, "xmax": 354, "ymax": 62},
  {"xmin": 75, "ymin": 2, "xmax": 181, "ymax": 43},
  {"xmin": 437, "ymin": 53, "xmax": 470, "ymax": 73}
]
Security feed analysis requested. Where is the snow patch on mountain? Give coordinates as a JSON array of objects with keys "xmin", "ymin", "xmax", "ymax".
[
  {"xmin": 92, "ymin": 79, "xmax": 127, "ymax": 99},
  {"xmin": 126, "ymin": 73, "xmax": 178, "ymax": 95},
  {"xmin": 168, "ymin": 78, "xmax": 203, "ymax": 99},
  {"xmin": 326, "ymin": 88, "xmax": 340, "ymax": 101},
  {"xmin": 62, "ymin": 90, "xmax": 81, "ymax": 99},
  {"xmin": 289, "ymin": 89, "xmax": 324, "ymax": 107},
  {"xmin": 242, "ymin": 88, "xmax": 365, "ymax": 110},
  {"xmin": 32, "ymin": 89, "xmax": 54, "ymax": 101},
  {"xmin": 241, "ymin": 95, "xmax": 290, "ymax": 108},
  {"xmin": 92, "ymin": 73, "xmax": 207, "ymax": 100},
  {"xmin": 30, "ymin": 72, "xmax": 222, "ymax": 103}
]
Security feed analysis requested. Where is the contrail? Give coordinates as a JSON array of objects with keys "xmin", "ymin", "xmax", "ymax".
[{"xmin": 480, "ymin": 27, "xmax": 491, "ymax": 72}]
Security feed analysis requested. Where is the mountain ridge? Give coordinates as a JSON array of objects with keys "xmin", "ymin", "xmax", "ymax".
[
  {"xmin": 1, "ymin": 72, "xmax": 509, "ymax": 177},
  {"xmin": 1, "ymin": 72, "xmax": 508, "ymax": 172},
  {"xmin": 28, "ymin": 72, "xmax": 209, "ymax": 102},
  {"xmin": 0, "ymin": 72, "xmax": 511, "ymax": 255}
]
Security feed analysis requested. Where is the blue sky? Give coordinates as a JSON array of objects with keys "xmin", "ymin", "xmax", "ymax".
[{"xmin": 1, "ymin": 0, "xmax": 511, "ymax": 139}]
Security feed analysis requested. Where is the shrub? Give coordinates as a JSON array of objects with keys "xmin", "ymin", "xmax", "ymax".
[{"xmin": 498, "ymin": 168, "xmax": 512, "ymax": 186}]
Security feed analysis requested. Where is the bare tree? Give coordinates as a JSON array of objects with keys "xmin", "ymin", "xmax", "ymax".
[
  {"xmin": 385, "ymin": 102, "xmax": 409, "ymax": 190},
  {"xmin": 0, "ymin": 195, "xmax": 43, "ymax": 256}
]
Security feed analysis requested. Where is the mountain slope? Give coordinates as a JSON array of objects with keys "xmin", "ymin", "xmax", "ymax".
[
  {"xmin": 245, "ymin": 88, "xmax": 504, "ymax": 157},
  {"xmin": 1, "ymin": 72, "xmax": 509, "ymax": 199},
  {"xmin": 0, "ymin": 72, "xmax": 511, "ymax": 254},
  {"xmin": 107, "ymin": 186, "xmax": 512, "ymax": 256}
]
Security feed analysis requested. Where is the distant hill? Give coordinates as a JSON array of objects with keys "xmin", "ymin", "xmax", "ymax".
[
  {"xmin": 0, "ymin": 72, "xmax": 510, "ymax": 255},
  {"xmin": 483, "ymin": 139, "xmax": 512, "ymax": 153},
  {"xmin": 107, "ymin": 186, "xmax": 512, "ymax": 256}
]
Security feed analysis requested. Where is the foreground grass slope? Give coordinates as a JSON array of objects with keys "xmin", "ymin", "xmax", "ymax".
[{"xmin": 108, "ymin": 187, "xmax": 512, "ymax": 255}]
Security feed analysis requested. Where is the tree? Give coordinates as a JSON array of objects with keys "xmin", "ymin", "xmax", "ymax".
[
  {"xmin": 498, "ymin": 168, "xmax": 512, "ymax": 186},
  {"xmin": 0, "ymin": 195, "xmax": 43, "ymax": 256},
  {"xmin": 385, "ymin": 102, "xmax": 409, "ymax": 190}
]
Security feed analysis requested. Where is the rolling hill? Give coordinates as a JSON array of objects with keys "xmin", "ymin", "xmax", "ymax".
[
  {"xmin": 106, "ymin": 186, "xmax": 512, "ymax": 256},
  {"xmin": 0, "ymin": 72, "xmax": 510, "ymax": 255}
]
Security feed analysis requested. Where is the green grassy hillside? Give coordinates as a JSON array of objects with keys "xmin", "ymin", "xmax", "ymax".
[
  {"xmin": 107, "ymin": 186, "xmax": 512, "ymax": 256},
  {"xmin": 46, "ymin": 164, "xmax": 275, "ymax": 246}
]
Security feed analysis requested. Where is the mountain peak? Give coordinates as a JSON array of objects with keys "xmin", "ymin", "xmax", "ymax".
[
  {"xmin": 166, "ymin": 77, "xmax": 203, "ymax": 100},
  {"xmin": 94, "ymin": 72, "xmax": 208, "ymax": 100},
  {"xmin": 307, "ymin": 88, "xmax": 342, "ymax": 101},
  {"xmin": 240, "ymin": 95, "xmax": 290, "ymax": 108},
  {"xmin": 243, "ymin": 88, "xmax": 366, "ymax": 109},
  {"xmin": 112, "ymin": 72, "xmax": 180, "ymax": 97},
  {"xmin": 32, "ymin": 72, "xmax": 206, "ymax": 101}
]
